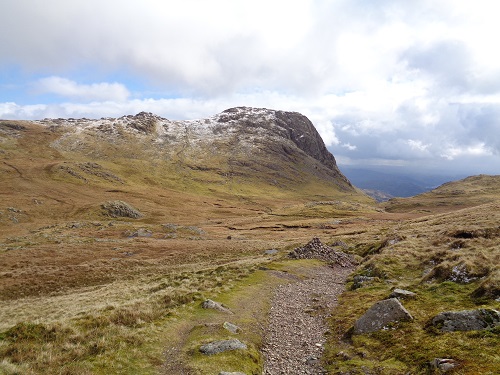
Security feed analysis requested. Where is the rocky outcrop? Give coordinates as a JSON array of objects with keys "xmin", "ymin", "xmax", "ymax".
[
  {"xmin": 428, "ymin": 309, "xmax": 500, "ymax": 332},
  {"xmin": 353, "ymin": 298, "xmax": 413, "ymax": 334},
  {"xmin": 289, "ymin": 237, "xmax": 356, "ymax": 267}
]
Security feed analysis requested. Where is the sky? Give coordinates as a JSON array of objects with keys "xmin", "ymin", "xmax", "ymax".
[{"xmin": 1, "ymin": 0, "xmax": 500, "ymax": 176}]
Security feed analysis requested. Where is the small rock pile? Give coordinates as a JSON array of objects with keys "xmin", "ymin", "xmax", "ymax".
[{"xmin": 288, "ymin": 237, "xmax": 356, "ymax": 267}]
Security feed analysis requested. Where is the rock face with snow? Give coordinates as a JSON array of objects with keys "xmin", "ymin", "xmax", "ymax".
[{"xmin": 40, "ymin": 107, "xmax": 354, "ymax": 192}]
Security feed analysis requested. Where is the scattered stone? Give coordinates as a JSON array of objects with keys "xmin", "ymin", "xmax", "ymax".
[
  {"xmin": 389, "ymin": 288, "xmax": 417, "ymax": 300},
  {"xmin": 353, "ymin": 298, "xmax": 413, "ymax": 334},
  {"xmin": 199, "ymin": 339, "xmax": 247, "ymax": 355},
  {"xmin": 288, "ymin": 237, "xmax": 356, "ymax": 267},
  {"xmin": 223, "ymin": 321, "xmax": 241, "ymax": 334},
  {"xmin": 305, "ymin": 356, "xmax": 320, "ymax": 366},
  {"xmin": 265, "ymin": 249, "xmax": 278, "ymax": 255},
  {"xmin": 101, "ymin": 200, "xmax": 143, "ymax": 218},
  {"xmin": 351, "ymin": 275, "xmax": 376, "ymax": 290},
  {"xmin": 336, "ymin": 351, "xmax": 351, "ymax": 361},
  {"xmin": 429, "ymin": 309, "xmax": 500, "ymax": 332},
  {"xmin": 126, "ymin": 228, "xmax": 153, "ymax": 238},
  {"xmin": 201, "ymin": 299, "xmax": 234, "ymax": 314},
  {"xmin": 430, "ymin": 358, "xmax": 459, "ymax": 372},
  {"xmin": 219, "ymin": 372, "xmax": 246, "ymax": 375}
]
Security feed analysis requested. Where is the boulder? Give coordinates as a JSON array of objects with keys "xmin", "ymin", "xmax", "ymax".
[
  {"xmin": 201, "ymin": 299, "xmax": 233, "ymax": 314},
  {"xmin": 199, "ymin": 339, "xmax": 247, "ymax": 355},
  {"xmin": 429, "ymin": 309, "xmax": 500, "ymax": 332},
  {"xmin": 389, "ymin": 288, "xmax": 416, "ymax": 300},
  {"xmin": 101, "ymin": 200, "xmax": 142, "ymax": 218},
  {"xmin": 353, "ymin": 298, "xmax": 413, "ymax": 334}
]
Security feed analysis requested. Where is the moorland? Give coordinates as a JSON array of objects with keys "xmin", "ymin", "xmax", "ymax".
[{"xmin": 0, "ymin": 108, "xmax": 498, "ymax": 374}]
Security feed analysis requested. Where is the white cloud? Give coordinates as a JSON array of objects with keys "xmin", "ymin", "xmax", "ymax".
[
  {"xmin": 440, "ymin": 143, "xmax": 493, "ymax": 160},
  {"xmin": 33, "ymin": 77, "xmax": 130, "ymax": 102}
]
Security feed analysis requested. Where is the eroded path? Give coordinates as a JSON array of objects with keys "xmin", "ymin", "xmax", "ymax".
[{"xmin": 262, "ymin": 265, "xmax": 353, "ymax": 374}]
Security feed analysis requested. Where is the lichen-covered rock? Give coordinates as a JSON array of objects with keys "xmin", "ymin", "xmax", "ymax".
[
  {"xmin": 199, "ymin": 339, "xmax": 247, "ymax": 355},
  {"xmin": 429, "ymin": 309, "xmax": 500, "ymax": 332},
  {"xmin": 353, "ymin": 298, "xmax": 413, "ymax": 334},
  {"xmin": 101, "ymin": 200, "xmax": 142, "ymax": 218}
]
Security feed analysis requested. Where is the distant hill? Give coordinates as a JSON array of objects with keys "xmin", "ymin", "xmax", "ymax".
[
  {"xmin": 383, "ymin": 174, "xmax": 500, "ymax": 213},
  {"xmin": 340, "ymin": 166, "xmax": 466, "ymax": 201}
]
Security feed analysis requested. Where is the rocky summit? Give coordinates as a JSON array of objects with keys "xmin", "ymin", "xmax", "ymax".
[{"xmin": 36, "ymin": 106, "xmax": 353, "ymax": 192}]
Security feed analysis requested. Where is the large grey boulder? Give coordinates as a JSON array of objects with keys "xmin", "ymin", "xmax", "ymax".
[
  {"xmin": 353, "ymin": 298, "xmax": 413, "ymax": 334},
  {"xmin": 429, "ymin": 309, "xmax": 500, "ymax": 332},
  {"xmin": 199, "ymin": 339, "xmax": 247, "ymax": 355}
]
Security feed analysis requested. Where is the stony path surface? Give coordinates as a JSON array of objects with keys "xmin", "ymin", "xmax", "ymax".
[{"xmin": 262, "ymin": 265, "xmax": 353, "ymax": 374}]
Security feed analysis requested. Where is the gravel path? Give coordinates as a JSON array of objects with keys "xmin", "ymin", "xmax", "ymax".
[{"xmin": 262, "ymin": 265, "xmax": 353, "ymax": 374}]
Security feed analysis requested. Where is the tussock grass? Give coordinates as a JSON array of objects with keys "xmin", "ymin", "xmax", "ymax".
[{"xmin": 325, "ymin": 203, "xmax": 500, "ymax": 374}]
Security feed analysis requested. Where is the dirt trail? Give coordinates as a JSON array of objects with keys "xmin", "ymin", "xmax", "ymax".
[{"xmin": 262, "ymin": 265, "xmax": 353, "ymax": 374}]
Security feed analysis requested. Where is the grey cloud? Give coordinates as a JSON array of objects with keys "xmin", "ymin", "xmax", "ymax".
[{"xmin": 402, "ymin": 40, "xmax": 472, "ymax": 91}]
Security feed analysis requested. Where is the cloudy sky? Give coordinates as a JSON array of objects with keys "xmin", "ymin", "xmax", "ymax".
[{"xmin": 1, "ymin": 0, "xmax": 500, "ymax": 176}]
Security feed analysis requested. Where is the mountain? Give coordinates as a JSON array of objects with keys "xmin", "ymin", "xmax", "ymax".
[{"xmin": 0, "ymin": 107, "xmax": 370, "ymax": 235}]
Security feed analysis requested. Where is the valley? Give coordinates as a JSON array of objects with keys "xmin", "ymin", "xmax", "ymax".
[{"xmin": 0, "ymin": 108, "xmax": 498, "ymax": 374}]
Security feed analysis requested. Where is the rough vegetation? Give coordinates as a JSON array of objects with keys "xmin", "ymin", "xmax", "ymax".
[{"xmin": 0, "ymin": 109, "xmax": 499, "ymax": 374}]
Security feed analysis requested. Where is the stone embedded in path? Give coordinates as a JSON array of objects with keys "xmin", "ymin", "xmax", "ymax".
[
  {"xmin": 288, "ymin": 237, "xmax": 356, "ymax": 267},
  {"xmin": 429, "ymin": 309, "xmax": 500, "ymax": 332},
  {"xmin": 199, "ymin": 339, "xmax": 247, "ymax": 355},
  {"xmin": 223, "ymin": 321, "xmax": 241, "ymax": 334},
  {"xmin": 353, "ymin": 298, "xmax": 413, "ymax": 334},
  {"xmin": 201, "ymin": 299, "xmax": 234, "ymax": 314},
  {"xmin": 389, "ymin": 288, "xmax": 417, "ymax": 300}
]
